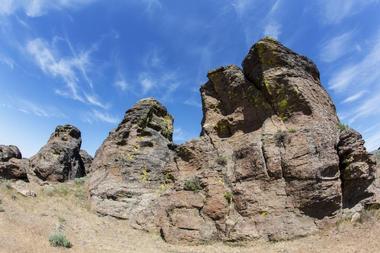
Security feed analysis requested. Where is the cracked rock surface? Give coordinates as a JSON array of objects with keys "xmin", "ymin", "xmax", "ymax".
[{"xmin": 88, "ymin": 37, "xmax": 379, "ymax": 244}]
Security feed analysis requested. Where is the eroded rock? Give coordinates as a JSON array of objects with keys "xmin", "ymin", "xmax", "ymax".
[
  {"xmin": 80, "ymin": 150, "xmax": 93, "ymax": 174},
  {"xmin": 88, "ymin": 37, "xmax": 379, "ymax": 245},
  {"xmin": 0, "ymin": 145, "xmax": 28, "ymax": 181},
  {"xmin": 89, "ymin": 98, "xmax": 175, "ymax": 222},
  {"xmin": 0, "ymin": 145, "xmax": 21, "ymax": 162},
  {"xmin": 30, "ymin": 125, "xmax": 85, "ymax": 182},
  {"xmin": 338, "ymin": 128, "xmax": 377, "ymax": 208}
]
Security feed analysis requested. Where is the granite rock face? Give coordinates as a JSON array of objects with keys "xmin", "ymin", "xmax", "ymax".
[
  {"xmin": 89, "ymin": 38, "xmax": 379, "ymax": 244},
  {"xmin": 30, "ymin": 125, "xmax": 86, "ymax": 182}
]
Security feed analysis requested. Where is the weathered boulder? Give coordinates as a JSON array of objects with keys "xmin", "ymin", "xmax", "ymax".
[
  {"xmin": 89, "ymin": 37, "xmax": 379, "ymax": 245},
  {"xmin": 0, "ymin": 145, "xmax": 28, "ymax": 180},
  {"xmin": 30, "ymin": 125, "xmax": 85, "ymax": 182},
  {"xmin": 80, "ymin": 150, "xmax": 93, "ymax": 174},
  {"xmin": 0, "ymin": 158, "xmax": 29, "ymax": 180},
  {"xmin": 0, "ymin": 145, "xmax": 22, "ymax": 162}
]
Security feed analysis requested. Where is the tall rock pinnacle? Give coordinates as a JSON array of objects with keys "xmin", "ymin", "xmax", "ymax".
[{"xmin": 88, "ymin": 38, "xmax": 379, "ymax": 244}]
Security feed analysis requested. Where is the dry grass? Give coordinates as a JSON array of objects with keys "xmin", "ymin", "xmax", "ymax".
[{"xmin": 1, "ymin": 179, "xmax": 380, "ymax": 253}]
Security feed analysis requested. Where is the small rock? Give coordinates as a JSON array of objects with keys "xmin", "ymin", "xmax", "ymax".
[
  {"xmin": 351, "ymin": 212, "xmax": 361, "ymax": 223},
  {"xmin": 10, "ymin": 180, "xmax": 37, "ymax": 197}
]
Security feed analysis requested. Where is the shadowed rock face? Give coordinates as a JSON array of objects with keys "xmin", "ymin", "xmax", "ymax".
[
  {"xmin": 29, "ymin": 125, "xmax": 85, "ymax": 182},
  {"xmin": 338, "ymin": 129, "xmax": 377, "ymax": 208},
  {"xmin": 80, "ymin": 149, "xmax": 93, "ymax": 175},
  {"xmin": 89, "ymin": 38, "xmax": 379, "ymax": 245}
]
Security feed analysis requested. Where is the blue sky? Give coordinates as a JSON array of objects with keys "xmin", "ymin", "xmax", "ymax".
[{"xmin": 0, "ymin": 0, "xmax": 380, "ymax": 157}]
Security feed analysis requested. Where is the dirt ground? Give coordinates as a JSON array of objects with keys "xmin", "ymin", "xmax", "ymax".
[{"xmin": 1, "ymin": 179, "xmax": 379, "ymax": 253}]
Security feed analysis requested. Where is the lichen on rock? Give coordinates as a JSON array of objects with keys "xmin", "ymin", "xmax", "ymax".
[{"xmin": 88, "ymin": 37, "xmax": 379, "ymax": 245}]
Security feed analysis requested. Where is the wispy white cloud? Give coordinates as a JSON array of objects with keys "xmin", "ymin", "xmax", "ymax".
[
  {"xmin": 0, "ymin": 54, "xmax": 14, "ymax": 69},
  {"xmin": 173, "ymin": 127, "xmax": 195, "ymax": 143},
  {"xmin": 348, "ymin": 94, "xmax": 380, "ymax": 124},
  {"xmin": 142, "ymin": 47, "xmax": 163, "ymax": 68},
  {"xmin": 231, "ymin": 0, "xmax": 254, "ymax": 17},
  {"xmin": 184, "ymin": 96, "xmax": 202, "ymax": 108},
  {"xmin": 342, "ymin": 90, "xmax": 366, "ymax": 104},
  {"xmin": 114, "ymin": 77, "xmax": 128, "ymax": 91},
  {"xmin": 318, "ymin": 0, "xmax": 380, "ymax": 24},
  {"xmin": 364, "ymin": 128, "xmax": 380, "ymax": 152},
  {"xmin": 26, "ymin": 37, "xmax": 108, "ymax": 108},
  {"xmin": 140, "ymin": 0, "xmax": 162, "ymax": 13},
  {"xmin": 85, "ymin": 109, "xmax": 119, "ymax": 124},
  {"xmin": 0, "ymin": 0, "xmax": 97, "ymax": 17},
  {"xmin": 134, "ymin": 47, "xmax": 181, "ymax": 100},
  {"xmin": 331, "ymin": 31, "xmax": 380, "ymax": 134},
  {"xmin": 320, "ymin": 31, "xmax": 355, "ymax": 63},
  {"xmin": 329, "ymin": 34, "xmax": 380, "ymax": 92},
  {"xmin": 138, "ymin": 73, "xmax": 156, "ymax": 94},
  {"xmin": 231, "ymin": 0, "xmax": 283, "ymax": 44},
  {"xmin": 1, "ymin": 97, "xmax": 66, "ymax": 118},
  {"xmin": 137, "ymin": 71, "xmax": 181, "ymax": 100},
  {"xmin": 263, "ymin": 21, "xmax": 281, "ymax": 39}
]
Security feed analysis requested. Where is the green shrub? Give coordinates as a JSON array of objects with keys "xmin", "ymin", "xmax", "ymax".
[
  {"xmin": 338, "ymin": 123, "xmax": 349, "ymax": 131},
  {"xmin": 288, "ymin": 128, "xmax": 296, "ymax": 133},
  {"xmin": 74, "ymin": 177, "xmax": 85, "ymax": 185},
  {"xmin": 184, "ymin": 178, "xmax": 202, "ymax": 192},
  {"xmin": 224, "ymin": 192, "xmax": 233, "ymax": 204},
  {"xmin": 48, "ymin": 233, "xmax": 72, "ymax": 248}
]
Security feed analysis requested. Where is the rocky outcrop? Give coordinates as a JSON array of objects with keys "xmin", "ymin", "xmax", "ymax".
[
  {"xmin": 338, "ymin": 129, "xmax": 377, "ymax": 208},
  {"xmin": 89, "ymin": 37, "xmax": 379, "ymax": 244},
  {"xmin": 0, "ymin": 145, "xmax": 28, "ymax": 180},
  {"xmin": 80, "ymin": 150, "xmax": 93, "ymax": 174},
  {"xmin": 372, "ymin": 148, "xmax": 380, "ymax": 164},
  {"xmin": 89, "ymin": 98, "xmax": 175, "ymax": 222},
  {"xmin": 30, "ymin": 125, "xmax": 85, "ymax": 182},
  {"xmin": 0, "ymin": 145, "xmax": 22, "ymax": 162}
]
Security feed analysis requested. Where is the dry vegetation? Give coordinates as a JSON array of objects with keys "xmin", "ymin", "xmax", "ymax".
[{"xmin": 1, "ymin": 179, "xmax": 380, "ymax": 253}]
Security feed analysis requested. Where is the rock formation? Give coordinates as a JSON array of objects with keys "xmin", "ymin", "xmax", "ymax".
[
  {"xmin": 0, "ymin": 145, "xmax": 28, "ymax": 180},
  {"xmin": 372, "ymin": 148, "xmax": 380, "ymax": 165},
  {"xmin": 0, "ymin": 145, "xmax": 22, "ymax": 162},
  {"xmin": 89, "ymin": 98, "xmax": 175, "ymax": 221},
  {"xmin": 80, "ymin": 150, "xmax": 93, "ymax": 174},
  {"xmin": 30, "ymin": 125, "xmax": 86, "ymax": 182},
  {"xmin": 88, "ymin": 37, "xmax": 379, "ymax": 244},
  {"xmin": 338, "ymin": 129, "xmax": 378, "ymax": 208}
]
